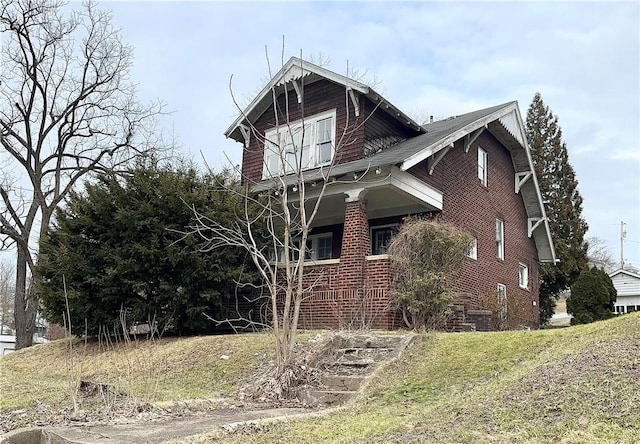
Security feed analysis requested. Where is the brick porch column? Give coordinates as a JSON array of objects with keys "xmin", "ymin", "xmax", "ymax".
[{"xmin": 338, "ymin": 189, "xmax": 369, "ymax": 289}]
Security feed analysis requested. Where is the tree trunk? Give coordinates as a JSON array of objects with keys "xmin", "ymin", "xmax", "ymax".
[{"xmin": 14, "ymin": 247, "xmax": 36, "ymax": 349}]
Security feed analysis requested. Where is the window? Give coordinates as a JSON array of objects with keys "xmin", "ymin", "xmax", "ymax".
[
  {"xmin": 263, "ymin": 111, "xmax": 336, "ymax": 178},
  {"xmin": 519, "ymin": 263, "xmax": 529, "ymax": 289},
  {"xmin": 371, "ymin": 224, "xmax": 399, "ymax": 255},
  {"xmin": 316, "ymin": 235, "xmax": 333, "ymax": 260},
  {"xmin": 496, "ymin": 219, "xmax": 504, "ymax": 260},
  {"xmin": 478, "ymin": 147, "xmax": 488, "ymax": 186},
  {"xmin": 281, "ymin": 233, "xmax": 333, "ymax": 262},
  {"xmin": 497, "ymin": 283, "xmax": 507, "ymax": 330},
  {"xmin": 467, "ymin": 237, "xmax": 478, "ymax": 260}
]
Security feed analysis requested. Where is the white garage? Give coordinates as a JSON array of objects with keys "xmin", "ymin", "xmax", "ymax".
[{"xmin": 610, "ymin": 269, "xmax": 640, "ymax": 314}]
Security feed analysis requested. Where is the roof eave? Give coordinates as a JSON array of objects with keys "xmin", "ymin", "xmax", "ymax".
[
  {"xmin": 399, "ymin": 102, "xmax": 518, "ymax": 171},
  {"xmin": 224, "ymin": 57, "xmax": 372, "ymax": 142}
]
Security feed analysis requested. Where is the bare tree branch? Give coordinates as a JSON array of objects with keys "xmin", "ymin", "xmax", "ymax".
[{"xmin": 0, "ymin": 0, "xmax": 166, "ymax": 349}]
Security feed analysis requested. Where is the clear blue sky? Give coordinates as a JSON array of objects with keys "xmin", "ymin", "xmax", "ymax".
[{"xmin": 98, "ymin": 1, "xmax": 639, "ymax": 268}]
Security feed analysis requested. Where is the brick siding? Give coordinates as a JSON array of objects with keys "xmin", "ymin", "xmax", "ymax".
[
  {"xmin": 408, "ymin": 132, "xmax": 540, "ymax": 328},
  {"xmin": 243, "ymin": 82, "xmax": 541, "ymax": 330}
]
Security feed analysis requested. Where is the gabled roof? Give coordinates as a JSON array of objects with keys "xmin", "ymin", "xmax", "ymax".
[
  {"xmin": 224, "ymin": 57, "xmax": 424, "ymax": 143},
  {"xmin": 609, "ymin": 268, "xmax": 640, "ymax": 280}
]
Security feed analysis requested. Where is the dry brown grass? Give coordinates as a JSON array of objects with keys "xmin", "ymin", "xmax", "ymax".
[{"xmin": 0, "ymin": 333, "xmax": 276, "ymax": 414}]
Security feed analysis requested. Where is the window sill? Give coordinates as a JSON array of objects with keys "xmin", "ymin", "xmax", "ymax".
[
  {"xmin": 366, "ymin": 254, "xmax": 391, "ymax": 260},
  {"xmin": 271, "ymin": 258, "xmax": 340, "ymax": 267}
]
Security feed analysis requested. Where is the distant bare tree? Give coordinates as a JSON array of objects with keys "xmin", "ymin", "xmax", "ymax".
[
  {"xmin": 587, "ymin": 236, "xmax": 616, "ymax": 272},
  {"xmin": 0, "ymin": 0, "xmax": 164, "ymax": 349}
]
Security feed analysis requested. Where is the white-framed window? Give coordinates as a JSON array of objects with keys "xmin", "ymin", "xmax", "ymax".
[
  {"xmin": 478, "ymin": 146, "xmax": 488, "ymax": 186},
  {"xmin": 281, "ymin": 233, "xmax": 333, "ymax": 262},
  {"xmin": 519, "ymin": 263, "xmax": 529, "ymax": 289},
  {"xmin": 496, "ymin": 218, "xmax": 504, "ymax": 260},
  {"xmin": 263, "ymin": 110, "xmax": 336, "ymax": 178},
  {"xmin": 467, "ymin": 237, "xmax": 478, "ymax": 260},
  {"xmin": 371, "ymin": 224, "xmax": 399, "ymax": 255},
  {"xmin": 497, "ymin": 283, "xmax": 507, "ymax": 330}
]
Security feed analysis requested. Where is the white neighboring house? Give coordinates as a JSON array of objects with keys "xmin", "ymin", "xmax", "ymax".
[
  {"xmin": 0, "ymin": 334, "xmax": 16, "ymax": 355},
  {"xmin": 610, "ymin": 269, "xmax": 640, "ymax": 314},
  {"xmin": 0, "ymin": 334, "xmax": 48, "ymax": 355}
]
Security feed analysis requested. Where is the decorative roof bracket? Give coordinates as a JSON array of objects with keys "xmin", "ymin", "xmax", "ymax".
[
  {"xmin": 528, "ymin": 217, "xmax": 544, "ymax": 238},
  {"xmin": 292, "ymin": 79, "xmax": 302, "ymax": 104},
  {"xmin": 239, "ymin": 123, "xmax": 251, "ymax": 148},
  {"xmin": 464, "ymin": 126, "xmax": 485, "ymax": 153},
  {"xmin": 515, "ymin": 171, "xmax": 533, "ymax": 194},
  {"xmin": 348, "ymin": 88, "xmax": 360, "ymax": 117},
  {"xmin": 428, "ymin": 144, "xmax": 452, "ymax": 175}
]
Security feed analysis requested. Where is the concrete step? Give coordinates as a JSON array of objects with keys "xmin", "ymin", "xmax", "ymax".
[
  {"xmin": 336, "ymin": 347, "xmax": 394, "ymax": 354},
  {"xmin": 297, "ymin": 389, "xmax": 356, "ymax": 407},
  {"xmin": 320, "ymin": 375, "xmax": 365, "ymax": 391},
  {"xmin": 342, "ymin": 336, "xmax": 405, "ymax": 349},
  {"xmin": 334, "ymin": 357, "xmax": 375, "ymax": 367}
]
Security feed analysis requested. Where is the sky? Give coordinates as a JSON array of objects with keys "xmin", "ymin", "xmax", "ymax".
[
  {"xmin": 3, "ymin": 1, "xmax": 638, "ymax": 269},
  {"xmin": 102, "ymin": 0, "xmax": 639, "ymax": 268}
]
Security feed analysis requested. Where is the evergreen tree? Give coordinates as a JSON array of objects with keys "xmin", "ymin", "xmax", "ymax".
[
  {"xmin": 567, "ymin": 266, "xmax": 616, "ymax": 324},
  {"xmin": 525, "ymin": 93, "xmax": 589, "ymax": 324},
  {"xmin": 38, "ymin": 161, "xmax": 261, "ymax": 336}
]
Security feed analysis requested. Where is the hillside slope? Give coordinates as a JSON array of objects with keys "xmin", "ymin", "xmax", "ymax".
[
  {"xmin": 1, "ymin": 314, "xmax": 639, "ymax": 443},
  {"xmin": 194, "ymin": 313, "xmax": 640, "ymax": 443}
]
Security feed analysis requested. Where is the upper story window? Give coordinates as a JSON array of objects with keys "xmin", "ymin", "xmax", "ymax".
[
  {"xmin": 496, "ymin": 218, "xmax": 504, "ymax": 260},
  {"xmin": 263, "ymin": 110, "xmax": 336, "ymax": 178},
  {"xmin": 478, "ymin": 147, "xmax": 488, "ymax": 186},
  {"xmin": 371, "ymin": 224, "xmax": 399, "ymax": 255}
]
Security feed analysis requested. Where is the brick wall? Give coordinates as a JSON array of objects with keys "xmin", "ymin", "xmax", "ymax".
[
  {"xmin": 408, "ymin": 131, "xmax": 540, "ymax": 329},
  {"xmin": 466, "ymin": 310, "xmax": 494, "ymax": 332}
]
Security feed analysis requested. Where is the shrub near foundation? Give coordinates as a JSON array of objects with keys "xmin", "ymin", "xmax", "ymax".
[{"xmin": 388, "ymin": 218, "xmax": 473, "ymax": 330}]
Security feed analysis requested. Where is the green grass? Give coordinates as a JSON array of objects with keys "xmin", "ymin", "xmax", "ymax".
[
  {"xmin": 2, "ymin": 315, "xmax": 639, "ymax": 443},
  {"xmin": 196, "ymin": 313, "xmax": 640, "ymax": 443}
]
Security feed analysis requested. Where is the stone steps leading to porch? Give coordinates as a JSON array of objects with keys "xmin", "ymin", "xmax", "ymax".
[{"xmin": 296, "ymin": 333, "xmax": 413, "ymax": 407}]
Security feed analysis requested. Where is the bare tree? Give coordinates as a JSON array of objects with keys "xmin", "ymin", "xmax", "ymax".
[
  {"xmin": 0, "ymin": 0, "xmax": 164, "ymax": 349},
  {"xmin": 587, "ymin": 236, "xmax": 616, "ymax": 272},
  {"xmin": 189, "ymin": 54, "xmax": 374, "ymax": 382}
]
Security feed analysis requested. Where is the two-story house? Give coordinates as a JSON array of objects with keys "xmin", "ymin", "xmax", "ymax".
[{"xmin": 224, "ymin": 57, "xmax": 556, "ymax": 331}]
